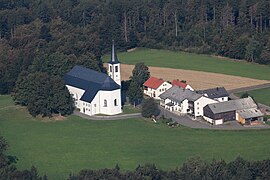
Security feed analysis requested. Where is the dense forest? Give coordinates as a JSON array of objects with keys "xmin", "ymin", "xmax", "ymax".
[{"xmin": 1, "ymin": 0, "xmax": 270, "ymax": 115}]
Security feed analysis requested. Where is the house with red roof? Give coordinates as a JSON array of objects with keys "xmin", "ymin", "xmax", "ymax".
[
  {"xmin": 172, "ymin": 79, "xmax": 194, "ymax": 91},
  {"xmin": 143, "ymin": 77, "xmax": 172, "ymax": 99}
]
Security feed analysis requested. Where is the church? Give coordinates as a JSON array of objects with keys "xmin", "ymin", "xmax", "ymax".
[{"xmin": 64, "ymin": 42, "xmax": 122, "ymax": 116}]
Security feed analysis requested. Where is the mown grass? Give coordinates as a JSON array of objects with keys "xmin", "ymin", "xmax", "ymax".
[
  {"xmin": 104, "ymin": 48, "xmax": 270, "ymax": 80},
  {"xmin": 122, "ymin": 105, "xmax": 141, "ymax": 114},
  {"xmin": 0, "ymin": 95, "xmax": 270, "ymax": 179},
  {"xmin": 235, "ymin": 87, "xmax": 270, "ymax": 106}
]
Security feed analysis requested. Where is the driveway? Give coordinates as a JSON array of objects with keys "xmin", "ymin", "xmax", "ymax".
[{"xmin": 159, "ymin": 107, "xmax": 270, "ymax": 130}]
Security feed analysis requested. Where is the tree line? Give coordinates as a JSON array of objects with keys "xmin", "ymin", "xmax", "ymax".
[
  {"xmin": 68, "ymin": 156, "xmax": 270, "ymax": 180},
  {"xmin": 1, "ymin": 0, "xmax": 270, "ymax": 63},
  {"xmin": 1, "ymin": 0, "xmax": 270, "ymax": 116}
]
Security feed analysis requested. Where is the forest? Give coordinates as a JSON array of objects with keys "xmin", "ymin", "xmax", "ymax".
[{"xmin": 1, "ymin": 0, "xmax": 270, "ymax": 115}]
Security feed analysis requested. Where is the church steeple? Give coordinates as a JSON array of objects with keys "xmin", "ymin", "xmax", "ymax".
[
  {"xmin": 108, "ymin": 40, "xmax": 121, "ymax": 86},
  {"xmin": 108, "ymin": 40, "xmax": 120, "ymax": 64}
]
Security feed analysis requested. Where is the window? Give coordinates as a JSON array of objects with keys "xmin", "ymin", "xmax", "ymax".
[
  {"xmin": 94, "ymin": 104, "xmax": 96, "ymax": 107},
  {"xmin": 83, "ymin": 102, "xmax": 85, "ymax": 105},
  {"xmin": 115, "ymin": 66, "xmax": 118, "ymax": 72},
  {"xmin": 110, "ymin": 66, "xmax": 112, "ymax": 72},
  {"xmin": 197, "ymin": 102, "xmax": 199, "ymax": 105},
  {"xmin": 104, "ymin": 99, "xmax": 107, "ymax": 107},
  {"xmin": 114, "ymin": 99, "xmax": 117, "ymax": 106}
]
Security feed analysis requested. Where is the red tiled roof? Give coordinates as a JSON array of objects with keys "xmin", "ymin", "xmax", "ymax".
[
  {"xmin": 143, "ymin": 77, "xmax": 164, "ymax": 89},
  {"xmin": 172, "ymin": 79, "xmax": 187, "ymax": 88}
]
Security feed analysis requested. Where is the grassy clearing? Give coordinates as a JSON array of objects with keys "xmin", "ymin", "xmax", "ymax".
[
  {"xmin": 122, "ymin": 105, "xmax": 141, "ymax": 114},
  {"xmin": 95, "ymin": 105, "xmax": 140, "ymax": 116},
  {"xmin": 235, "ymin": 87, "xmax": 270, "ymax": 106},
  {"xmin": 104, "ymin": 48, "xmax": 270, "ymax": 80},
  {"xmin": 0, "ymin": 95, "xmax": 270, "ymax": 179}
]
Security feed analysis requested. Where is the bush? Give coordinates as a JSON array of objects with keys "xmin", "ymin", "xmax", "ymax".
[{"xmin": 141, "ymin": 98, "xmax": 160, "ymax": 118}]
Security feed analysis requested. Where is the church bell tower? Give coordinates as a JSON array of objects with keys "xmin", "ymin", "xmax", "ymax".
[{"xmin": 108, "ymin": 40, "xmax": 121, "ymax": 86}]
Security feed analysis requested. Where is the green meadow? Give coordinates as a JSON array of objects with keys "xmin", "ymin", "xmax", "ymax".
[
  {"xmin": 104, "ymin": 48, "xmax": 270, "ymax": 80},
  {"xmin": 0, "ymin": 95, "xmax": 270, "ymax": 179},
  {"xmin": 236, "ymin": 87, "xmax": 270, "ymax": 106}
]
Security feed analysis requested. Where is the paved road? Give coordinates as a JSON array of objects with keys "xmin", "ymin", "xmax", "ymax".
[
  {"xmin": 74, "ymin": 111, "xmax": 142, "ymax": 120},
  {"xmin": 159, "ymin": 107, "xmax": 270, "ymax": 130},
  {"xmin": 228, "ymin": 83, "xmax": 270, "ymax": 94}
]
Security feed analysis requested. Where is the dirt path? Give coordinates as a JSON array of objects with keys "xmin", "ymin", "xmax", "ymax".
[{"xmin": 108, "ymin": 64, "xmax": 270, "ymax": 90}]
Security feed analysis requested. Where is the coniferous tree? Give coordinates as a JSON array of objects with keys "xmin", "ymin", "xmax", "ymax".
[
  {"xmin": 127, "ymin": 80, "xmax": 143, "ymax": 106},
  {"xmin": 141, "ymin": 98, "xmax": 160, "ymax": 118},
  {"xmin": 130, "ymin": 62, "xmax": 150, "ymax": 87}
]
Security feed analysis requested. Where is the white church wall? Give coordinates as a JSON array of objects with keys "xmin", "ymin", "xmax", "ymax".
[
  {"xmin": 66, "ymin": 85, "xmax": 85, "ymax": 109},
  {"xmin": 99, "ymin": 89, "xmax": 122, "ymax": 115}
]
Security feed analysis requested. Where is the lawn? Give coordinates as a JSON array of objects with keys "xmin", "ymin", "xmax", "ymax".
[
  {"xmin": 0, "ymin": 95, "xmax": 270, "ymax": 179},
  {"xmin": 122, "ymin": 105, "xmax": 141, "ymax": 114},
  {"xmin": 235, "ymin": 87, "xmax": 270, "ymax": 106},
  {"xmin": 103, "ymin": 48, "xmax": 270, "ymax": 80}
]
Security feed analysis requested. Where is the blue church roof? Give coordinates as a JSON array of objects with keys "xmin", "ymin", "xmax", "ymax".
[{"xmin": 64, "ymin": 65, "xmax": 120, "ymax": 103}]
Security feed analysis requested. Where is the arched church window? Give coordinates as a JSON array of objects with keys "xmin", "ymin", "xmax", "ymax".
[
  {"xmin": 114, "ymin": 99, "xmax": 117, "ymax": 106},
  {"xmin": 110, "ymin": 66, "xmax": 112, "ymax": 72},
  {"xmin": 115, "ymin": 66, "xmax": 118, "ymax": 72},
  {"xmin": 104, "ymin": 100, "xmax": 107, "ymax": 107}
]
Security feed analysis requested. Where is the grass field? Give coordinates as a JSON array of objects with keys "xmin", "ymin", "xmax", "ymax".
[
  {"xmin": 104, "ymin": 48, "xmax": 270, "ymax": 80},
  {"xmin": 235, "ymin": 87, "xmax": 270, "ymax": 106},
  {"xmin": 1, "ymin": 95, "xmax": 270, "ymax": 179}
]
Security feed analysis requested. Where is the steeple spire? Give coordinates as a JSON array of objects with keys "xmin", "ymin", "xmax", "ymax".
[{"xmin": 108, "ymin": 40, "xmax": 120, "ymax": 64}]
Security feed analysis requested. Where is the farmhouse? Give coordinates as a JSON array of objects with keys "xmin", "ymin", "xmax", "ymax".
[
  {"xmin": 172, "ymin": 79, "xmax": 194, "ymax": 91},
  {"xmin": 143, "ymin": 77, "xmax": 172, "ymax": 99},
  {"xmin": 203, "ymin": 97, "xmax": 264, "ymax": 125},
  {"xmin": 197, "ymin": 87, "xmax": 229, "ymax": 102},
  {"xmin": 64, "ymin": 42, "xmax": 122, "ymax": 116},
  {"xmin": 159, "ymin": 86, "xmax": 217, "ymax": 118}
]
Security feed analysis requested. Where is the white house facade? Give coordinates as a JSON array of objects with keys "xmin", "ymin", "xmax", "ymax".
[
  {"xmin": 143, "ymin": 77, "xmax": 172, "ymax": 99},
  {"xmin": 197, "ymin": 87, "xmax": 229, "ymax": 102},
  {"xmin": 159, "ymin": 86, "xmax": 217, "ymax": 118}
]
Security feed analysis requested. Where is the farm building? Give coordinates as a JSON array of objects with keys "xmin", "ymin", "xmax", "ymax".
[
  {"xmin": 203, "ymin": 97, "xmax": 264, "ymax": 125},
  {"xmin": 64, "ymin": 42, "xmax": 122, "ymax": 116},
  {"xmin": 143, "ymin": 77, "xmax": 172, "ymax": 99},
  {"xmin": 159, "ymin": 86, "xmax": 217, "ymax": 118},
  {"xmin": 172, "ymin": 79, "xmax": 194, "ymax": 91},
  {"xmin": 197, "ymin": 87, "xmax": 229, "ymax": 102}
]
